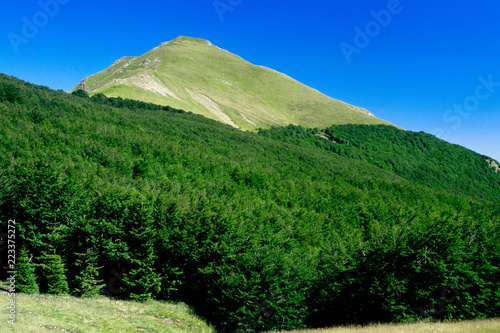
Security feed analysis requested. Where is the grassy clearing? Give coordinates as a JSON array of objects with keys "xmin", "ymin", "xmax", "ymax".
[
  {"xmin": 272, "ymin": 319, "xmax": 500, "ymax": 333},
  {"xmin": 1, "ymin": 289, "xmax": 498, "ymax": 333},
  {"xmin": 0, "ymin": 290, "xmax": 214, "ymax": 332}
]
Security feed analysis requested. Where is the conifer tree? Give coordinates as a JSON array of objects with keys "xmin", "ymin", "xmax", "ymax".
[
  {"xmin": 16, "ymin": 246, "xmax": 39, "ymax": 294},
  {"xmin": 123, "ymin": 242, "xmax": 161, "ymax": 301},
  {"xmin": 38, "ymin": 251, "xmax": 69, "ymax": 295},
  {"xmin": 72, "ymin": 248, "xmax": 105, "ymax": 297},
  {"xmin": 122, "ymin": 195, "xmax": 161, "ymax": 301}
]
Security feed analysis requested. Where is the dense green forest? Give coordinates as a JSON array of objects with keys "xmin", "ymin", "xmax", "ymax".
[
  {"xmin": 0, "ymin": 74, "xmax": 499, "ymax": 332},
  {"xmin": 258, "ymin": 124, "xmax": 500, "ymax": 203}
]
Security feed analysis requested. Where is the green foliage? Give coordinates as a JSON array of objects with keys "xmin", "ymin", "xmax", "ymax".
[
  {"xmin": 71, "ymin": 89, "xmax": 89, "ymax": 98},
  {"xmin": 123, "ymin": 244, "xmax": 161, "ymax": 301},
  {"xmin": 0, "ymin": 73, "xmax": 499, "ymax": 332},
  {"xmin": 0, "ymin": 160, "xmax": 80, "ymax": 250},
  {"xmin": 0, "ymin": 82, "xmax": 23, "ymax": 103},
  {"xmin": 90, "ymin": 93, "xmax": 184, "ymax": 113},
  {"xmin": 122, "ymin": 195, "xmax": 161, "ymax": 301},
  {"xmin": 15, "ymin": 247, "xmax": 39, "ymax": 294},
  {"xmin": 72, "ymin": 249, "xmax": 105, "ymax": 297},
  {"xmin": 258, "ymin": 124, "xmax": 500, "ymax": 202},
  {"xmin": 37, "ymin": 251, "xmax": 69, "ymax": 295}
]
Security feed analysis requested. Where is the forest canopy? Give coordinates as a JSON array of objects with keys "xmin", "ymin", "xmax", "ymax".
[{"xmin": 0, "ymin": 74, "xmax": 499, "ymax": 332}]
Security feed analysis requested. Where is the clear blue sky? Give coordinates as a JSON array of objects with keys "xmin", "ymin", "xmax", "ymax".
[{"xmin": 2, "ymin": 0, "xmax": 499, "ymax": 162}]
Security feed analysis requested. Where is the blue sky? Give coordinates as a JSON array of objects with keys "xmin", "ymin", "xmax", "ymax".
[{"xmin": 2, "ymin": 0, "xmax": 499, "ymax": 162}]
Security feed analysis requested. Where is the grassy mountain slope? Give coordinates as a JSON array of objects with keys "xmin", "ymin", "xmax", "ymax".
[
  {"xmin": 2, "ymin": 290, "xmax": 498, "ymax": 333},
  {"xmin": 1, "ymin": 74, "xmax": 499, "ymax": 332},
  {"xmin": 73, "ymin": 36, "xmax": 393, "ymax": 130},
  {"xmin": 0, "ymin": 290, "xmax": 214, "ymax": 332}
]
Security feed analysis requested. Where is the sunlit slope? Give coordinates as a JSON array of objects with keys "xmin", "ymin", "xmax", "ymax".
[
  {"xmin": 74, "ymin": 36, "xmax": 393, "ymax": 130},
  {"xmin": 0, "ymin": 291, "xmax": 214, "ymax": 333}
]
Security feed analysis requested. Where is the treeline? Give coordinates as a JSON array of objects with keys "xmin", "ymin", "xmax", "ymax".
[
  {"xmin": 0, "ymin": 74, "xmax": 499, "ymax": 332},
  {"xmin": 71, "ymin": 89, "xmax": 186, "ymax": 113}
]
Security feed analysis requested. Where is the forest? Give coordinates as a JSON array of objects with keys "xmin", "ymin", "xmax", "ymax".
[{"xmin": 0, "ymin": 73, "xmax": 499, "ymax": 332}]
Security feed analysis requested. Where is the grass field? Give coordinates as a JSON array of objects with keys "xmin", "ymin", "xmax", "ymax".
[
  {"xmin": 272, "ymin": 319, "xmax": 500, "ymax": 333},
  {"xmin": 2, "ymin": 287, "xmax": 498, "ymax": 333},
  {"xmin": 0, "ymin": 290, "xmax": 214, "ymax": 332}
]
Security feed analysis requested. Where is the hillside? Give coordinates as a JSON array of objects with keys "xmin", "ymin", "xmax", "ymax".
[
  {"xmin": 0, "ymin": 290, "xmax": 214, "ymax": 332},
  {"xmin": 258, "ymin": 124, "xmax": 500, "ymax": 203},
  {"xmin": 1, "ymin": 74, "xmax": 499, "ymax": 332},
  {"xmin": 73, "ymin": 36, "xmax": 393, "ymax": 130},
  {"xmin": 2, "ymin": 291, "xmax": 498, "ymax": 333},
  {"xmin": 1, "ymin": 292, "xmax": 499, "ymax": 333}
]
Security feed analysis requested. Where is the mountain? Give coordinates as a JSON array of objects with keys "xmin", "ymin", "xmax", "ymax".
[
  {"xmin": 258, "ymin": 124, "xmax": 500, "ymax": 203},
  {"xmin": 2, "ymin": 74, "xmax": 499, "ymax": 332},
  {"xmin": 73, "ymin": 36, "xmax": 393, "ymax": 130}
]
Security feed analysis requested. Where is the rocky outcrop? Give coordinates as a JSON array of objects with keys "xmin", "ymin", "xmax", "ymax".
[
  {"xmin": 186, "ymin": 89, "xmax": 238, "ymax": 128},
  {"xmin": 74, "ymin": 81, "xmax": 90, "ymax": 92},
  {"xmin": 104, "ymin": 72, "xmax": 182, "ymax": 101},
  {"xmin": 487, "ymin": 159, "xmax": 500, "ymax": 173}
]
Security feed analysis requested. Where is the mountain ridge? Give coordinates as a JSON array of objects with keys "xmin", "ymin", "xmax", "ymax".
[{"xmin": 73, "ymin": 36, "xmax": 391, "ymax": 130}]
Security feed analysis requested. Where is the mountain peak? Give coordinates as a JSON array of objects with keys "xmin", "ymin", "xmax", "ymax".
[
  {"xmin": 156, "ymin": 36, "xmax": 213, "ymax": 49},
  {"xmin": 74, "ymin": 38, "xmax": 393, "ymax": 130}
]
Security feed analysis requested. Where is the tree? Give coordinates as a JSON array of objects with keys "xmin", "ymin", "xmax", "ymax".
[
  {"xmin": 38, "ymin": 251, "xmax": 69, "ymax": 294},
  {"xmin": 16, "ymin": 247, "xmax": 39, "ymax": 294},
  {"xmin": 90, "ymin": 93, "xmax": 109, "ymax": 105},
  {"xmin": 123, "ymin": 242, "xmax": 161, "ymax": 301},
  {"xmin": 72, "ymin": 248, "xmax": 105, "ymax": 297},
  {"xmin": 71, "ymin": 89, "xmax": 89, "ymax": 98},
  {"xmin": 0, "ymin": 82, "xmax": 22, "ymax": 103},
  {"xmin": 122, "ymin": 194, "xmax": 161, "ymax": 301}
]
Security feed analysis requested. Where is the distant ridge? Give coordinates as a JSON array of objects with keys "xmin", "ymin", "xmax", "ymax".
[{"xmin": 73, "ymin": 36, "xmax": 394, "ymax": 130}]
